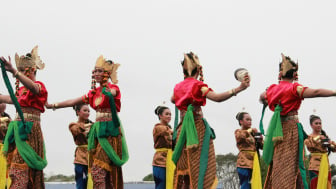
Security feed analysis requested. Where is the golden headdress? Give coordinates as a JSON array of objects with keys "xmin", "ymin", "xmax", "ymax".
[
  {"xmin": 15, "ymin": 46, "xmax": 45, "ymax": 70},
  {"xmin": 95, "ymin": 55, "xmax": 120, "ymax": 84},
  {"xmin": 182, "ymin": 52, "xmax": 201, "ymax": 76},
  {"xmin": 280, "ymin": 53, "xmax": 298, "ymax": 76}
]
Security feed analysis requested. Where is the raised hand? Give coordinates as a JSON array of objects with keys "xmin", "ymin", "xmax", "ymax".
[{"xmin": 0, "ymin": 56, "xmax": 15, "ymax": 74}]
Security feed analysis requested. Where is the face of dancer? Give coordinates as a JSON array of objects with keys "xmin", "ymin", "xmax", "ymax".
[
  {"xmin": 77, "ymin": 105, "xmax": 90, "ymax": 121},
  {"xmin": 159, "ymin": 108, "xmax": 171, "ymax": 125},
  {"xmin": 0, "ymin": 103, "xmax": 6, "ymax": 115},
  {"xmin": 93, "ymin": 67, "xmax": 105, "ymax": 84},
  {"xmin": 311, "ymin": 118, "xmax": 322, "ymax": 134},
  {"xmin": 240, "ymin": 113, "xmax": 252, "ymax": 130}
]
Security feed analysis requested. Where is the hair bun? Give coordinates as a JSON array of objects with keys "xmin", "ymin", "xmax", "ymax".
[
  {"xmin": 236, "ymin": 112, "xmax": 241, "ymax": 120},
  {"xmin": 154, "ymin": 106, "xmax": 161, "ymax": 115}
]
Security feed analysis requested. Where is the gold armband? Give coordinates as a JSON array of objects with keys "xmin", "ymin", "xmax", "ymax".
[
  {"xmin": 13, "ymin": 71, "xmax": 21, "ymax": 78},
  {"xmin": 229, "ymin": 88, "xmax": 236, "ymax": 96}
]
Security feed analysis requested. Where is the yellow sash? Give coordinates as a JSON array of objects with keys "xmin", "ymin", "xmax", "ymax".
[
  {"xmin": 0, "ymin": 143, "xmax": 11, "ymax": 188},
  {"xmin": 156, "ymin": 148, "xmax": 175, "ymax": 189},
  {"xmin": 243, "ymin": 151, "xmax": 262, "ymax": 189},
  {"xmin": 311, "ymin": 153, "xmax": 329, "ymax": 189}
]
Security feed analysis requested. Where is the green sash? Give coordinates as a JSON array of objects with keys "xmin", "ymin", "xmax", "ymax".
[
  {"xmin": 87, "ymin": 87, "xmax": 129, "ymax": 167},
  {"xmin": 172, "ymin": 105, "xmax": 215, "ymax": 189},
  {"xmin": 3, "ymin": 121, "xmax": 47, "ymax": 170}
]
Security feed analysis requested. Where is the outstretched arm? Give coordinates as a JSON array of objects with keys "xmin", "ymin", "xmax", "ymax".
[
  {"xmin": 0, "ymin": 56, "xmax": 40, "ymax": 94},
  {"xmin": 301, "ymin": 88, "xmax": 336, "ymax": 98},
  {"xmin": 45, "ymin": 96, "xmax": 84, "ymax": 110},
  {"xmin": 0, "ymin": 94, "xmax": 13, "ymax": 104},
  {"xmin": 206, "ymin": 75, "xmax": 250, "ymax": 102}
]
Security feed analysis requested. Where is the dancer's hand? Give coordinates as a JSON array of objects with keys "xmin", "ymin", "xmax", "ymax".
[
  {"xmin": 45, "ymin": 102, "xmax": 53, "ymax": 109},
  {"xmin": 239, "ymin": 74, "xmax": 250, "ymax": 90},
  {"xmin": 0, "ymin": 56, "xmax": 15, "ymax": 74}
]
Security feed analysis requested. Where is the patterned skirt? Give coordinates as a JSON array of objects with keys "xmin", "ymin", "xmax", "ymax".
[
  {"xmin": 173, "ymin": 118, "xmax": 217, "ymax": 189},
  {"xmin": 264, "ymin": 119, "xmax": 304, "ymax": 189},
  {"xmin": 91, "ymin": 134, "xmax": 123, "ymax": 189},
  {"xmin": 9, "ymin": 110, "xmax": 45, "ymax": 189}
]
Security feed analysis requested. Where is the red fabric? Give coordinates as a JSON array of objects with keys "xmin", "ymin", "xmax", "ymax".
[
  {"xmin": 82, "ymin": 83, "xmax": 121, "ymax": 112},
  {"xmin": 309, "ymin": 170, "xmax": 331, "ymax": 189},
  {"xmin": 173, "ymin": 78, "xmax": 212, "ymax": 111},
  {"xmin": 266, "ymin": 81, "xmax": 307, "ymax": 115},
  {"xmin": 17, "ymin": 81, "xmax": 48, "ymax": 112}
]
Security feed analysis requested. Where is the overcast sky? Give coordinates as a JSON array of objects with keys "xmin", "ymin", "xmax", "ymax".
[{"xmin": 1, "ymin": 0, "xmax": 336, "ymax": 182}]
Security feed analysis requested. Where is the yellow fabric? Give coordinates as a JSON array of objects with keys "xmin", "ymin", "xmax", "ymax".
[
  {"xmin": 0, "ymin": 143, "xmax": 10, "ymax": 189},
  {"xmin": 243, "ymin": 151, "xmax": 262, "ymax": 189},
  {"xmin": 86, "ymin": 153, "xmax": 93, "ymax": 189},
  {"xmin": 156, "ymin": 148, "xmax": 176, "ymax": 189},
  {"xmin": 312, "ymin": 153, "xmax": 329, "ymax": 189},
  {"xmin": 87, "ymin": 173, "xmax": 93, "ymax": 189}
]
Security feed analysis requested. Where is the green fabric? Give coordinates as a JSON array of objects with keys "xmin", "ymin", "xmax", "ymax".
[
  {"xmin": 259, "ymin": 104, "xmax": 267, "ymax": 135},
  {"xmin": 172, "ymin": 106, "xmax": 179, "ymax": 141},
  {"xmin": 297, "ymin": 123, "xmax": 308, "ymax": 189},
  {"xmin": 172, "ymin": 105, "xmax": 199, "ymax": 164},
  {"xmin": 0, "ymin": 59, "xmax": 30, "ymax": 136},
  {"xmin": 262, "ymin": 105, "xmax": 283, "ymax": 165},
  {"xmin": 87, "ymin": 87, "xmax": 129, "ymax": 167},
  {"xmin": 102, "ymin": 87, "xmax": 120, "ymax": 128},
  {"xmin": 198, "ymin": 118, "xmax": 215, "ymax": 189},
  {"xmin": 2, "ymin": 121, "xmax": 47, "ymax": 170}
]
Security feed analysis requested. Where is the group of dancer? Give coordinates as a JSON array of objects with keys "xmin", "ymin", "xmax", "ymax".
[{"xmin": 0, "ymin": 46, "xmax": 335, "ymax": 189}]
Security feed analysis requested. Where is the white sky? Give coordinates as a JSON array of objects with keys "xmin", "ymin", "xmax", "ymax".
[{"xmin": 1, "ymin": 0, "xmax": 336, "ymax": 182}]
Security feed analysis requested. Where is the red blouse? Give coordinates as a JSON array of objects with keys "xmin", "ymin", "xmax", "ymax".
[
  {"xmin": 82, "ymin": 83, "xmax": 121, "ymax": 112},
  {"xmin": 17, "ymin": 81, "xmax": 48, "ymax": 113},
  {"xmin": 266, "ymin": 81, "xmax": 307, "ymax": 115},
  {"xmin": 173, "ymin": 78, "xmax": 212, "ymax": 111}
]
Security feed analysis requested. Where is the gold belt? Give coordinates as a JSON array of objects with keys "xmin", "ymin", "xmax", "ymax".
[
  {"xmin": 96, "ymin": 112, "xmax": 112, "ymax": 120},
  {"xmin": 16, "ymin": 112, "xmax": 40, "ymax": 121}
]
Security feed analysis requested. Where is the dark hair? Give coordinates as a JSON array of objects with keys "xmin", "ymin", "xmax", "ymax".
[
  {"xmin": 236, "ymin": 112, "xmax": 248, "ymax": 126},
  {"xmin": 183, "ymin": 67, "xmax": 198, "ymax": 77},
  {"xmin": 73, "ymin": 104, "xmax": 93, "ymax": 124},
  {"xmin": 73, "ymin": 104, "xmax": 88, "ymax": 116},
  {"xmin": 309, "ymin": 114, "xmax": 321, "ymax": 125},
  {"xmin": 154, "ymin": 106, "xmax": 169, "ymax": 120},
  {"xmin": 279, "ymin": 56, "xmax": 298, "ymax": 79}
]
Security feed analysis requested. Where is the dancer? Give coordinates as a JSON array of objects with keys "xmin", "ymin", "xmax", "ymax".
[
  {"xmin": 69, "ymin": 104, "xmax": 93, "ymax": 189},
  {"xmin": 152, "ymin": 105, "xmax": 173, "ymax": 189},
  {"xmin": 46, "ymin": 55, "xmax": 128, "ymax": 189},
  {"xmin": 172, "ymin": 52, "xmax": 250, "ymax": 189},
  {"xmin": 235, "ymin": 112, "xmax": 263, "ymax": 189},
  {"xmin": 0, "ymin": 46, "xmax": 48, "ymax": 189},
  {"xmin": 0, "ymin": 102, "xmax": 12, "ymax": 188},
  {"xmin": 260, "ymin": 53, "xmax": 336, "ymax": 189},
  {"xmin": 304, "ymin": 115, "xmax": 336, "ymax": 189}
]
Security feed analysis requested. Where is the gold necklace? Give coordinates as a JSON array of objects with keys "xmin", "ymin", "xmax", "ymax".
[{"xmin": 94, "ymin": 89, "xmax": 103, "ymax": 107}]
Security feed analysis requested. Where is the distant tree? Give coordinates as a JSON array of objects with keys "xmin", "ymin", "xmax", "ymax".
[
  {"xmin": 331, "ymin": 164, "xmax": 336, "ymax": 177},
  {"xmin": 216, "ymin": 153, "xmax": 239, "ymax": 189},
  {"xmin": 143, "ymin": 173, "xmax": 154, "ymax": 181},
  {"xmin": 45, "ymin": 174, "xmax": 75, "ymax": 182},
  {"xmin": 216, "ymin": 152, "xmax": 268, "ymax": 189}
]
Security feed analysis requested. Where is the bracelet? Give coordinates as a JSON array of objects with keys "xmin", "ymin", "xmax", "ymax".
[
  {"xmin": 333, "ymin": 90, "xmax": 336, "ymax": 96},
  {"xmin": 229, "ymin": 88, "xmax": 236, "ymax": 96},
  {"xmin": 13, "ymin": 71, "xmax": 21, "ymax": 78},
  {"xmin": 52, "ymin": 103, "xmax": 58, "ymax": 111}
]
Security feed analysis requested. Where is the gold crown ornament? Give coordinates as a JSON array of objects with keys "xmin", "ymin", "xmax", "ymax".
[
  {"xmin": 15, "ymin": 46, "xmax": 45, "ymax": 71},
  {"xmin": 95, "ymin": 55, "xmax": 120, "ymax": 84},
  {"xmin": 280, "ymin": 53, "xmax": 297, "ymax": 76},
  {"xmin": 182, "ymin": 52, "xmax": 201, "ymax": 76}
]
